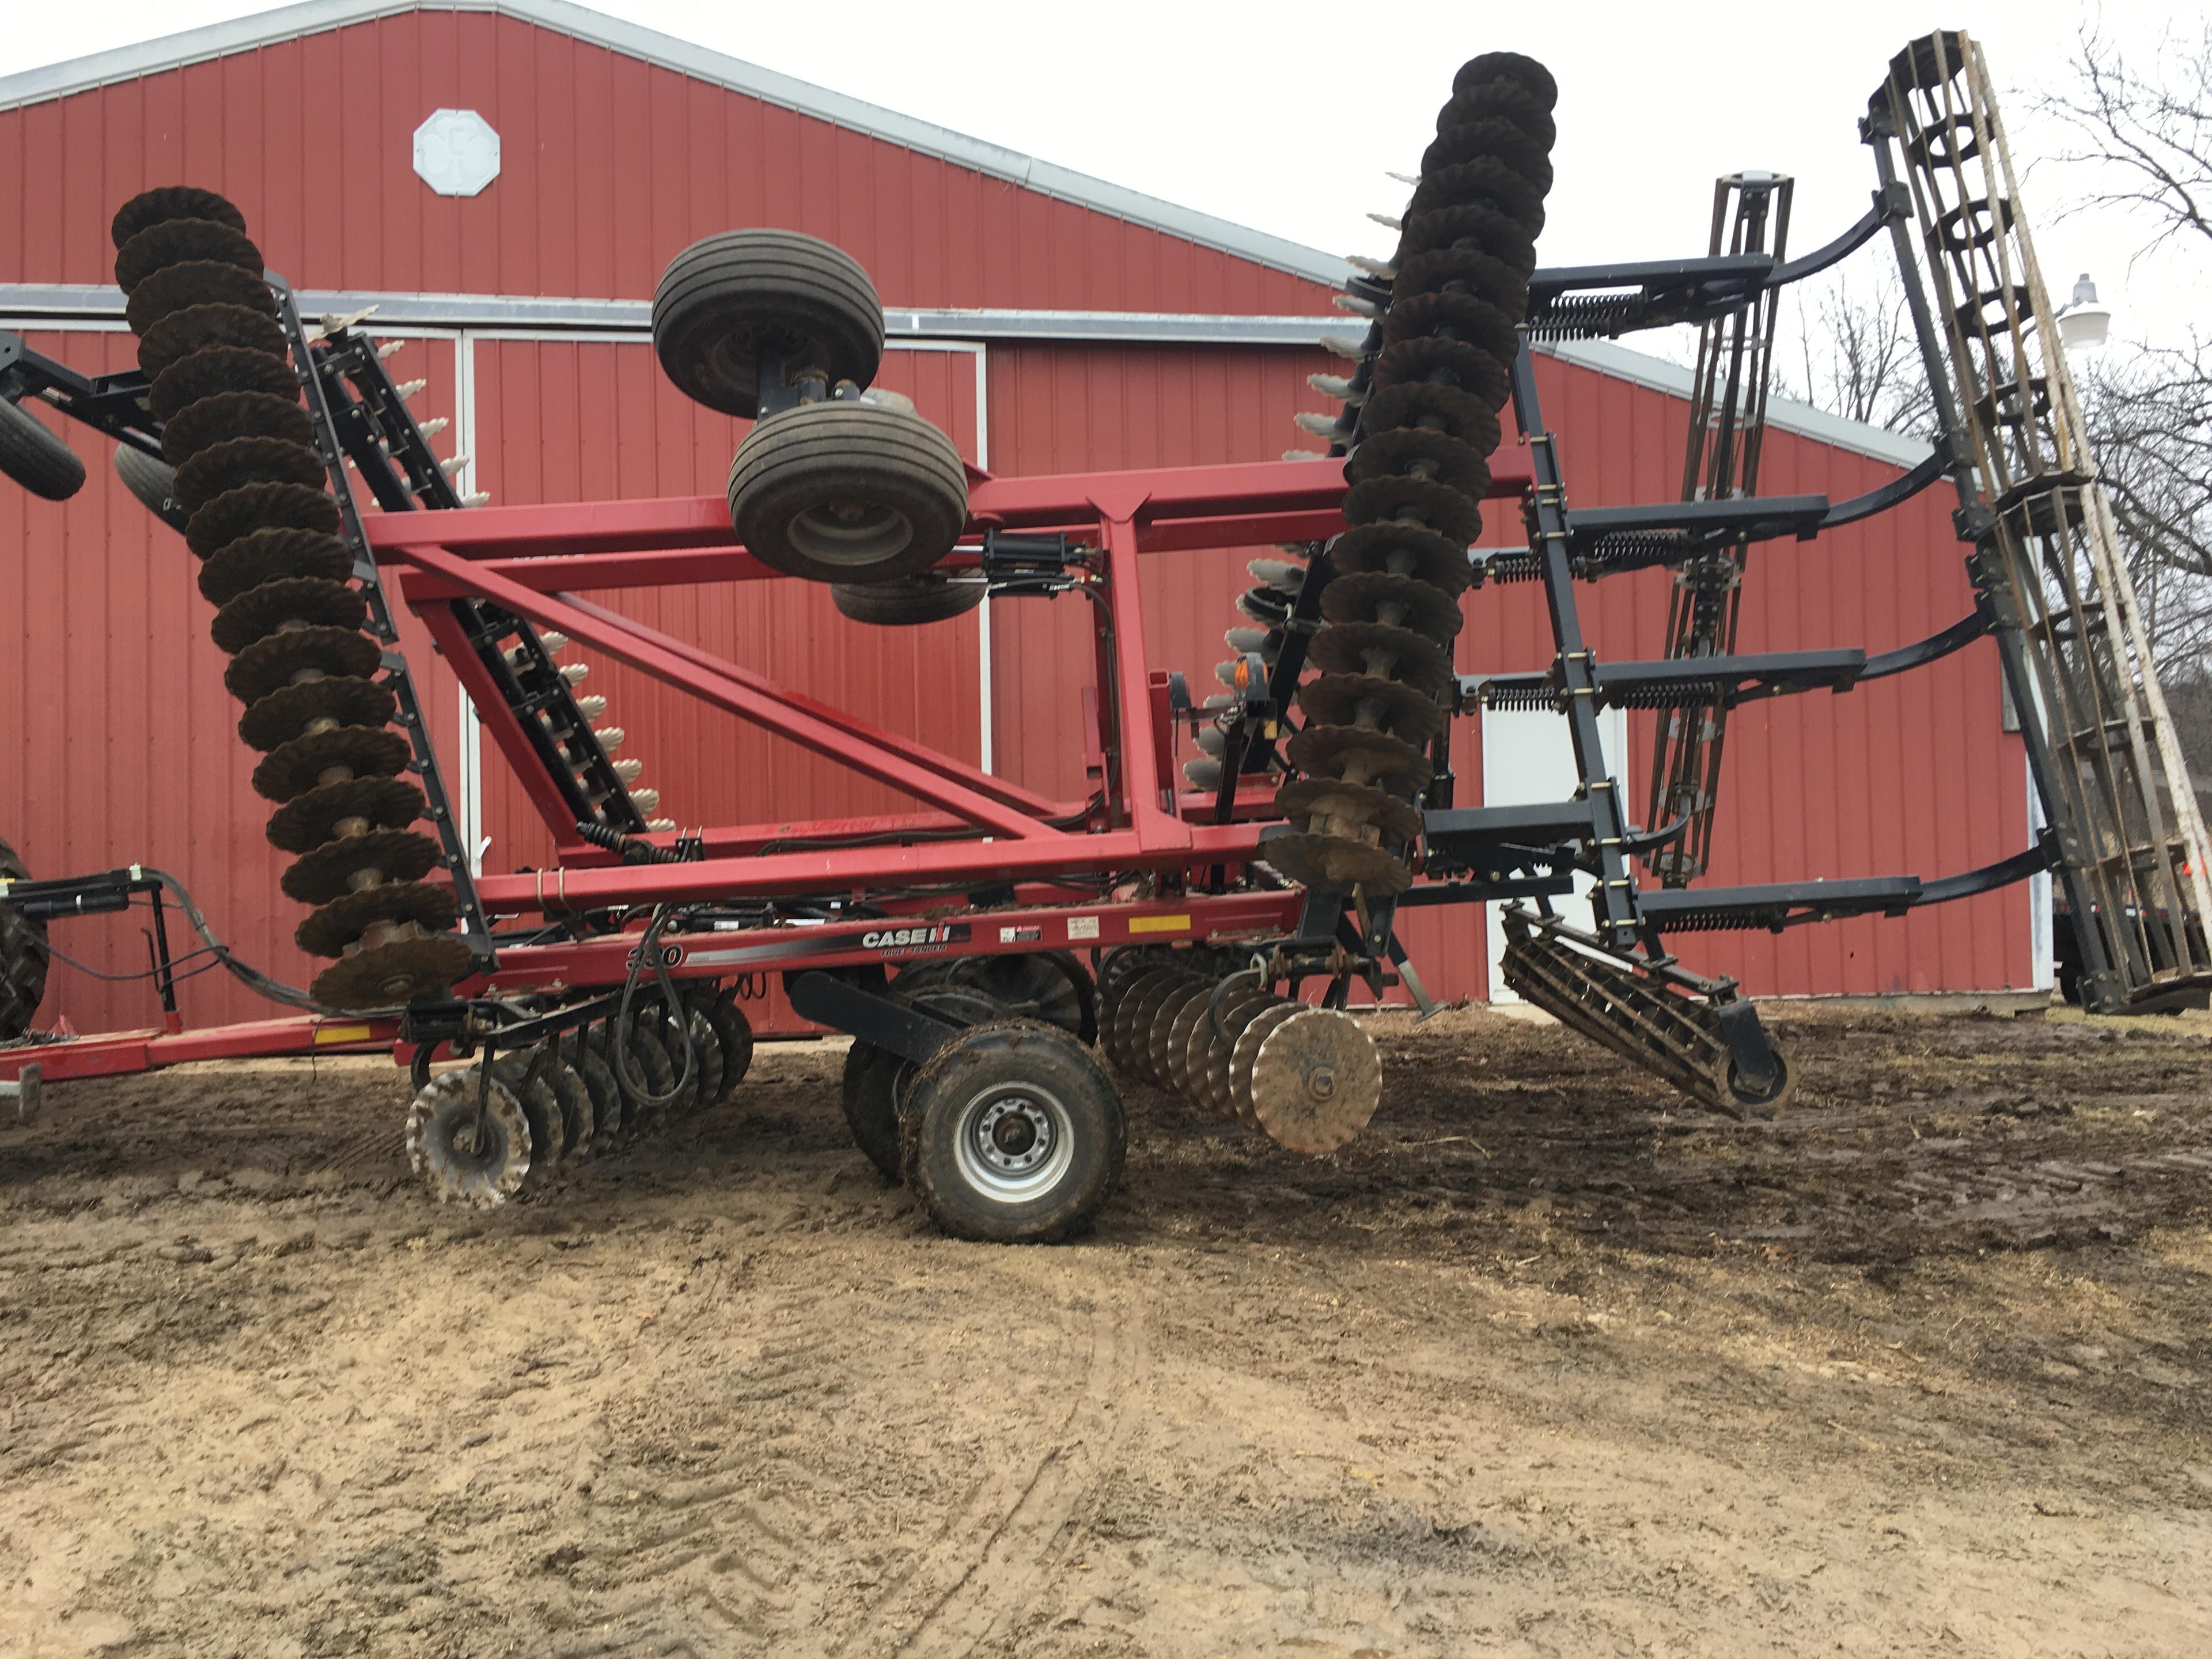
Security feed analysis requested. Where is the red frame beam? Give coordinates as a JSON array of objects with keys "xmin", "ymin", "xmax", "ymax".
[
  {"xmin": 407, "ymin": 541, "xmax": 1057, "ymax": 843},
  {"xmin": 0, "ymin": 1014, "xmax": 399, "ymax": 1083},
  {"xmin": 366, "ymin": 453, "xmax": 1537, "ymax": 567},
  {"xmin": 467, "ymin": 891, "xmax": 1305, "ymax": 998}
]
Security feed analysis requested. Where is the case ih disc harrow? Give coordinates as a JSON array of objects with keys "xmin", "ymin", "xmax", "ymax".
[{"xmin": 2, "ymin": 35, "xmax": 2206, "ymax": 1243}]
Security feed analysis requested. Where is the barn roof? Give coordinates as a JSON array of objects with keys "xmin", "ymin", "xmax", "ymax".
[{"xmin": 0, "ymin": 0, "xmax": 1354, "ymax": 288}]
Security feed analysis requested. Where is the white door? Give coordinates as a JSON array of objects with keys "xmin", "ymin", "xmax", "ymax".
[{"xmin": 1482, "ymin": 703, "xmax": 1628, "ymax": 1001}]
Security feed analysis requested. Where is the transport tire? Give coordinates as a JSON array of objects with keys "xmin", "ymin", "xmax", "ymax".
[
  {"xmin": 0, "ymin": 836, "xmax": 51, "ymax": 1041},
  {"xmin": 840, "ymin": 1041, "xmax": 910, "ymax": 1182},
  {"xmin": 829, "ymin": 571, "xmax": 984, "ymax": 626},
  {"xmin": 899, "ymin": 1019, "xmax": 1124, "ymax": 1244},
  {"xmin": 840, "ymin": 984, "xmax": 1001, "ymax": 1183},
  {"xmin": 653, "ymin": 228, "xmax": 884, "ymax": 417},
  {"xmin": 113, "ymin": 444, "xmax": 191, "ymax": 532},
  {"xmin": 728, "ymin": 401, "xmax": 969, "ymax": 582},
  {"xmin": 0, "ymin": 397, "xmax": 86, "ymax": 502}
]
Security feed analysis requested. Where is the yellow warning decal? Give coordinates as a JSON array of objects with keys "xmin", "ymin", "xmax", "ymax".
[
  {"xmin": 1128, "ymin": 914, "xmax": 1191, "ymax": 935},
  {"xmin": 313, "ymin": 1024, "xmax": 375, "ymax": 1045}
]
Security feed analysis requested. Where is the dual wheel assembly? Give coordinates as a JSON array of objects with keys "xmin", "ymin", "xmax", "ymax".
[
  {"xmin": 839, "ymin": 953, "xmax": 1122, "ymax": 1243},
  {"xmin": 652, "ymin": 229, "xmax": 980, "ymax": 627},
  {"xmin": 406, "ymin": 986, "xmax": 756, "ymax": 1206}
]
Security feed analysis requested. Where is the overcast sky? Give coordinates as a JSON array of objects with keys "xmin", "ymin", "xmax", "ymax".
[{"xmin": 12, "ymin": 1, "xmax": 2210, "ymax": 370}]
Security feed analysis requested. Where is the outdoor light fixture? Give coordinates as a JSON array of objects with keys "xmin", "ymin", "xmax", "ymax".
[{"xmin": 2056, "ymin": 272, "xmax": 2111, "ymax": 351}]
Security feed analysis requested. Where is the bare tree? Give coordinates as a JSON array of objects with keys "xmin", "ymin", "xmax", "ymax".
[
  {"xmin": 1781, "ymin": 271, "xmax": 1938, "ymax": 440},
  {"xmin": 2033, "ymin": 25, "xmax": 2212, "ymax": 784},
  {"xmin": 2036, "ymin": 25, "xmax": 2212, "ymax": 256}
]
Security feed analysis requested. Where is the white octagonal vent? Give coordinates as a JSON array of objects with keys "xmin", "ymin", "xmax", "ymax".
[{"xmin": 413, "ymin": 108, "xmax": 501, "ymax": 197}]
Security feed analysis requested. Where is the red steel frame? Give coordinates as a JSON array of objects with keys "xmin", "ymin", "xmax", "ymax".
[{"xmin": 0, "ymin": 450, "xmax": 1535, "ymax": 1082}]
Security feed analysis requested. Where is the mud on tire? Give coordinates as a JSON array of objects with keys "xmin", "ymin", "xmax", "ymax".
[{"xmin": 899, "ymin": 1018, "xmax": 1125, "ymax": 1244}]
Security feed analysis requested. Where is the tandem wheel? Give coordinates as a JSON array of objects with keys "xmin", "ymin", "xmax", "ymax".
[
  {"xmin": 651, "ymin": 228, "xmax": 885, "ymax": 418},
  {"xmin": 726, "ymin": 399, "xmax": 969, "ymax": 583},
  {"xmin": 898, "ymin": 1018, "xmax": 1125, "ymax": 1245}
]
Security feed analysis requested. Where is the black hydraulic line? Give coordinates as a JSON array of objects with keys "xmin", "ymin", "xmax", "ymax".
[
  {"xmin": 142, "ymin": 869, "xmax": 321, "ymax": 1009},
  {"xmin": 1767, "ymin": 187, "xmax": 1908, "ymax": 287},
  {"xmin": 607, "ymin": 904, "xmax": 698, "ymax": 1108},
  {"xmin": 1857, "ymin": 609, "xmax": 1990, "ymax": 680},
  {"xmin": 1816, "ymin": 446, "xmax": 1950, "ymax": 529}
]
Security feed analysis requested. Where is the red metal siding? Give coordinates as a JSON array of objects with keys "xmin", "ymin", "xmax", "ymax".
[{"xmin": 0, "ymin": 12, "xmax": 1338, "ymax": 316}]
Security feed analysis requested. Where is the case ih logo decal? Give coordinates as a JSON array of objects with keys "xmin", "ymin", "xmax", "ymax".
[
  {"xmin": 679, "ymin": 921, "xmax": 972, "ymax": 969},
  {"xmin": 858, "ymin": 923, "xmax": 970, "ymax": 955}
]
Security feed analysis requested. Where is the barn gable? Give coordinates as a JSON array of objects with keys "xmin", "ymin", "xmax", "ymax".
[{"xmin": 0, "ymin": 0, "xmax": 1347, "ymax": 316}]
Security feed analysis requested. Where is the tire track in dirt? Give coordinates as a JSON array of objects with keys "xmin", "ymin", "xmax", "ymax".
[
  {"xmin": 862, "ymin": 1289, "xmax": 1148, "ymax": 1657},
  {"xmin": 552, "ymin": 1216, "xmax": 918, "ymax": 1656}
]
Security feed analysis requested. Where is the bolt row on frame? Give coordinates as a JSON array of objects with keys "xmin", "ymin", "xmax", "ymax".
[{"xmin": 1, "ymin": 32, "xmax": 2205, "ymax": 1245}]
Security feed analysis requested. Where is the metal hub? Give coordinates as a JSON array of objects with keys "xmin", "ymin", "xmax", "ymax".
[
  {"xmin": 955, "ymin": 1083, "xmax": 1074, "ymax": 1202},
  {"xmin": 1248, "ymin": 1007, "xmax": 1383, "ymax": 1156},
  {"xmin": 790, "ymin": 499, "xmax": 913, "ymax": 563}
]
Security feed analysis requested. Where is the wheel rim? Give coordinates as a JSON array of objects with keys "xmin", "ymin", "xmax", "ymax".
[
  {"xmin": 787, "ymin": 496, "xmax": 915, "ymax": 565},
  {"xmin": 952, "ymin": 1081, "xmax": 1075, "ymax": 1203}
]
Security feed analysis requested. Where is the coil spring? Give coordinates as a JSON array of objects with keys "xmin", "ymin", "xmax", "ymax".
[
  {"xmin": 1582, "ymin": 531, "xmax": 1692, "ymax": 575},
  {"xmin": 1524, "ymin": 292, "xmax": 1642, "ymax": 342},
  {"xmin": 1657, "ymin": 908, "xmax": 1771, "ymax": 934},
  {"xmin": 1485, "ymin": 551, "xmax": 1544, "ymax": 583},
  {"xmin": 1611, "ymin": 680, "xmax": 1730, "ymax": 710},
  {"xmin": 1479, "ymin": 681, "xmax": 1558, "ymax": 712}
]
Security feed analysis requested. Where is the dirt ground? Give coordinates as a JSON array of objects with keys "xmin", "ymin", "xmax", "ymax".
[{"xmin": 2, "ymin": 999, "xmax": 2209, "ymax": 1658}]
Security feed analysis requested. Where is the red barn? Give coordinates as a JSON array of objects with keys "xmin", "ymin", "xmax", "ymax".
[{"xmin": 0, "ymin": 0, "xmax": 2042, "ymax": 1034}]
